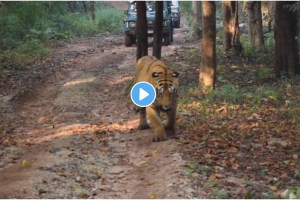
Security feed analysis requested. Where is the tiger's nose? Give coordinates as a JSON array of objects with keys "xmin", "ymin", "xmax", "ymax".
[{"xmin": 162, "ymin": 105, "xmax": 171, "ymax": 111}]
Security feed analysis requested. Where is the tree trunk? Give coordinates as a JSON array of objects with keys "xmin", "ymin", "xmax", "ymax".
[
  {"xmin": 153, "ymin": 1, "xmax": 163, "ymax": 59},
  {"xmin": 193, "ymin": 1, "xmax": 202, "ymax": 39},
  {"xmin": 90, "ymin": 1, "xmax": 96, "ymax": 21},
  {"xmin": 82, "ymin": 1, "xmax": 88, "ymax": 14},
  {"xmin": 200, "ymin": 1, "xmax": 216, "ymax": 90},
  {"xmin": 247, "ymin": 1, "xmax": 265, "ymax": 52},
  {"xmin": 68, "ymin": 2, "xmax": 77, "ymax": 13},
  {"xmin": 274, "ymin": 1, "xmax": 299, "ymax": 77},
  {"xmin": 222, "ymin": 1, "xmax": 232, "ymax": 51},
  {"xmin": 222, "ymin": 1, "xmax": 243, "ymax": 56},
  {"xmin": 267, "ymin": 1, "xmax": 275, "ymax": 32},
  {"xmin": 136, "ymin": 1, "xmax": 148, "ymax": 61}
]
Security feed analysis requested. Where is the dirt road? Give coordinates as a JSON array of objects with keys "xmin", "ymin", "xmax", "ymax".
[{"xmin": 0, "ymin": 28, "xmax": 200, "ymax": 198}]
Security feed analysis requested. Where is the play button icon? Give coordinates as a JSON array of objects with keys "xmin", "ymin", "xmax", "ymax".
[
  {"xmin": 139, "ymin": 88, "xmax": 149, "ymax": 101},
  {"xmin": 131, "ymin": 81, "xmax": 156, "ymax": 107}
]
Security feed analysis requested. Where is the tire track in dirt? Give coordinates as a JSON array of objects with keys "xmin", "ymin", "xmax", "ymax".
[{"xmin": 0, "ymin": 29, "xmax": 199, "ymax": 198}]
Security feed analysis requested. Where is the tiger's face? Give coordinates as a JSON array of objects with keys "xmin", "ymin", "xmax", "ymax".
[{"xmin": 152, "ymin": 70, "xmax": 179, "ymax": 111}]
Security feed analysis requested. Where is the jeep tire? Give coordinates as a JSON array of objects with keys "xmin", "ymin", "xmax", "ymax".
[
  {"xmin": 174, "ymin": 21, "xmax": 180, "ymax": 28},
  {"xmin": 125, "ymin": 34, "xmax": 133, "ymax": 47},
  {"xmin": 163, "ymin": 29, "xmax": 173, "ymax": 45},
  {"xmin": 163, "ymin": 35, "xmax": 171, "ymax": 45},
  {"xmin": 132, "ymin": 36, "xmax": 136, "ymax": 44}
]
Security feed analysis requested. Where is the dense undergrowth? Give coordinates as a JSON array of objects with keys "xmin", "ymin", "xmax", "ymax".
[{"xmin": 0, "ymin": 2, "xmax": 123, "ymax": 70}]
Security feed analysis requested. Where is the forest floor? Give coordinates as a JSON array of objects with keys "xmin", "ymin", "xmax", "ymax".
[{"xmin": 0, "ymin": 22, "xmax": 300, "ymax": 198}]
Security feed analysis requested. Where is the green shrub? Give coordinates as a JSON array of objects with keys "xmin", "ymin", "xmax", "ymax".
[
  {"xmin": 63, "ymin": 13, "xmax": 99, "ymax": 36},
  {"xmin": 96, "ymin": 7, "xmax": 123, "ymax": 33},
  {"xmin": 179, "ymin": 1, "xmax": 192, "ymax": 15},
  {"xmin": 257, "ymin": 67, "xmax": 275, "ymax": 80},
  {"xmin": 265, "ymin": 33, "xmax": 275, "ymax": 51},
  {"xmin": 16, "ymin": 39, "xmax": 51, "ymax": 56},
  {"xmin": 0, "ymin": 51, "xmax": 28, "ymax": 70},
  {"xmin": 0, "ymin": 2, "xmax": 123, "ymax": 60},
  {"xmin": 240, "ymin": 35, "xmax": 256, "ymax": 57},
  {"xmin": 0, "ymin": 15, "xmax": 23, "ymax": 49}
]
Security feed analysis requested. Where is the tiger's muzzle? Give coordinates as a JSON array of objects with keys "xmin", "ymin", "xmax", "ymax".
[{"xmin": 161, "ymin": 105, "xmax": 171, "ymax": 112}]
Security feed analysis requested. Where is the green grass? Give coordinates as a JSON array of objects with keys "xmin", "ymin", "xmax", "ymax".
[
  {"xmin": 213, "ymin": 189, "xmax": 230, "ymax": 199},
  {"xmin": 177, "ymin": 84, "xmax": 281, "ymax": 117},
  {"xmin": 206, "ymin": 84, "xmax": 243, "ymax": 104},
  {"xmin": 257, "ymin": 67, "xmax": 275, "ymax": 80},
  {"xmin": 205, "ymin": 84, "xmax": 279, "ymax": 105}
]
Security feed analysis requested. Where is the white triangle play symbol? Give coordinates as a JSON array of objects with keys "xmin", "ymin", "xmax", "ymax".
[{"xmin": 139, "ymin": 88, "xmax": 149, "ymax": 101}]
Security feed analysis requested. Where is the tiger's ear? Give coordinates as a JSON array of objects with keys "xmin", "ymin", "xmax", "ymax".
[
  {"xmin": 152, "ymin": 72, "xmax": 159, "ymax": 78},
  {"xmin": 172, "ymin": 71, "xmax": 179, "ymax": 78}
]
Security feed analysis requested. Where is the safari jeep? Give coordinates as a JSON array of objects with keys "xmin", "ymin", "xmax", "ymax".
[{"xmin": 123, "ymin": 1, "xmax": 173, "ymax": 47}]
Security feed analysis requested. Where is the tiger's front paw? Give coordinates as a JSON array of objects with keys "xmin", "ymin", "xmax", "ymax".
[
  {"xmin": 152, "ymin": 134, "xmax": 166, "ymax": 142},
  {"xmin": 152, "ymin": 128, "xmax": 166, "ymax": 142},
  {"xmin": 138, "ymin": 124, "xmax": 150, "ymax": 130}
]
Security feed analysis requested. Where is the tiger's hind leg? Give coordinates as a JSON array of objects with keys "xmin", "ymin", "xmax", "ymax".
[{"xmin": 138, "ymin": 107, "xmax": 150, "ymax": 130}]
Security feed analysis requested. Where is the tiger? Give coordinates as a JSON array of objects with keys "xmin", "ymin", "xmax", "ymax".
[{"xmin": 133, "ymin": 56, "xmax": 179, "ymax": 142}]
